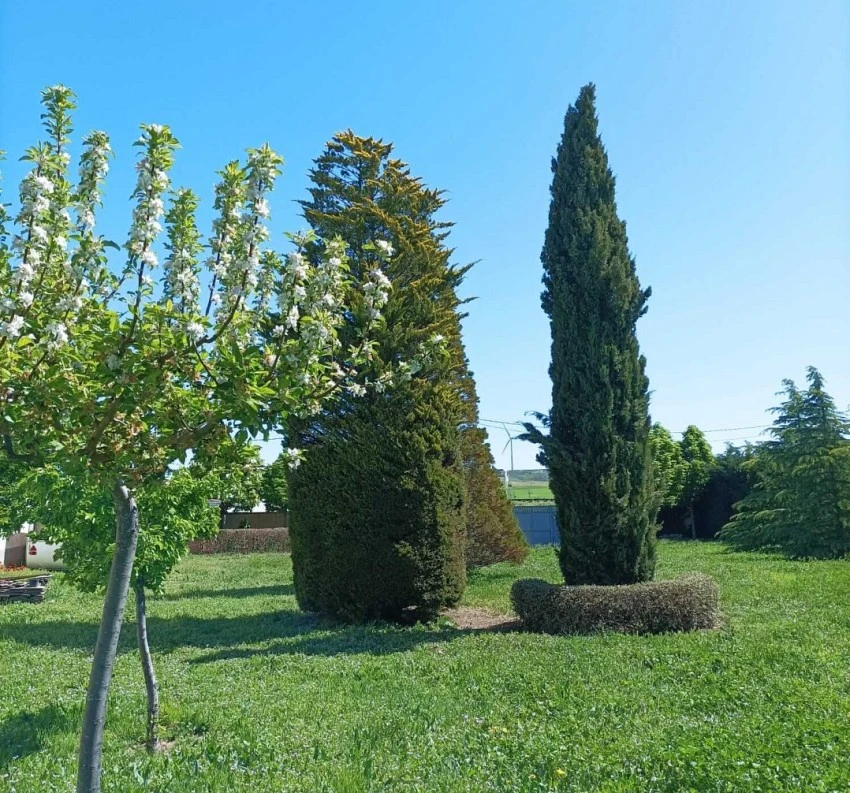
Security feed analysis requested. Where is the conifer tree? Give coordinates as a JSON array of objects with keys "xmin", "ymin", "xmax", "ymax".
[
  {"xmin": 296, "ymin": 133, "xmax": 525, "ymax": 576},
  {"xmin": 524, "ymin": 84, "xmax": 656, "ymax": 585},
  {"xmin": 721, "ymin": 367, "xmax": 850, "ymax": 558},
  {"xmin": 288, "ymin": 133, "xmax": 478, "ymax": 619}
]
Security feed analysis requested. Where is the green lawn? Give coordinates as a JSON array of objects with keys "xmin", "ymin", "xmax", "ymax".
[
  {"xmin": 507, "ymin": 481, "xmax": 554, "ymax": 502},
  {"xmin": 1, "ymin": 543, "xmax": 848, "ymax": 792}
]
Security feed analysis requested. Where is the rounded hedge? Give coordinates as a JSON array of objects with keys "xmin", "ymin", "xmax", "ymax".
[{"xmin": 511, "ymin": 574, "xmax": 719, "ymax": 635}]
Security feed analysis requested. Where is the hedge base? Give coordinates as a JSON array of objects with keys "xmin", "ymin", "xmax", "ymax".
[
  {"xmin": 511, "ymin": 574, "xmax": 719, "ymax": 635},
  {"xmin": 189, "ymin": 529, "xmax": 290, "ymax": 555}
]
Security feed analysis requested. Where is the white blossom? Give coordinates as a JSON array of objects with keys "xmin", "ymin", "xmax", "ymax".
[
  {"xmin": 370, "ymin": 268, "xmax": 391, "ymax": 289},
  {"xmin": 46, "ymin": 321, "xmax": 68, "ymax": 349},
  {"xmin": 0, "ymin": 315, "xmax": 25, "ymax": 340},
  {"xmin": 376, "ymin": 239, "xmax": 394, "ymax": 257},
  {"xmin": 186, "ymin": 321, "xmax": 205, "ymax": 341},
  {"xmin": 33, "ymin": 175, "xmax": 54, "ymax": 194},
  {"xmin": 141, "ymin": 249, "xmax": 158, "ymax": 268},
  {"xmin": 79, "ymin": 209, "xmax": 95, "ymax": 230},
  {"xmin": 285, "ymin": 447, "xmax": 304, "ymax": 470},
  {"xmin": 18, "ymin": 291, "xmax": 34, "ymax": 308},
  {"xmin": 57, "ymin": 294, "xmax": 83, "ymax": 313}
]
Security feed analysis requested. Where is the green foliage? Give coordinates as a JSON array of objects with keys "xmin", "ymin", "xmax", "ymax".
[
  {"xmin": 691, "ymin": 443, "xmax": 757, "ymax": 538},
  {"xmin": 289, "ymin": 132, "xmax": 472, "ymax": 619},
  {"xmin": 191, "ymin": 437, "xmax": 263, "ymax": 513},
  {"xmin": 524, "ymin": 84, "xmax": 656, "ymax": 585},
  {"xmin": 679, "ymin": 425, "xmax": 715, "ymax": 508},
  {"xmin": 0, "ymin": 453, "xmax": 27, "ymax": 534},
  {"xmin": 511, "ymin": 573, "xmax": 719, "ymax": 635},
  {"xmin": 259, "ymin": 450, "xmax": 290, "ymax": 512},
  {"xmin": 291, "ymin": 380, "xmax": 467, "ymax": 621},
  {"xmin": 721, "ymin": 367, "xmax": 850, "ymax": 558},
  {"xmin": 14, "ymin": 466, "xmax": 218, "ymax": 591},
  {"xmin": 649, "ymin": 424, "xmax": 686, "ymax": 507}
]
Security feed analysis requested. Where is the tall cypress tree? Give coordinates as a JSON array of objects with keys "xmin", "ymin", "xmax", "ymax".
[{"xmin": 525, "ymin": 84, "xmax": 656, "ymax": 585}]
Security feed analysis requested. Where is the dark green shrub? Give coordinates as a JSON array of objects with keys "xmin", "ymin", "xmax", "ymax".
[
  {"xmin": 188, "ymin": 529, "xmax": 290, "ymax": 555},
  {"xmin": 511, "ymin": 574, "xmax": 719, "ymax": 635},
  {"xmin": 290, "ymin": 383, "xmax": 466, "ymax": 623}
]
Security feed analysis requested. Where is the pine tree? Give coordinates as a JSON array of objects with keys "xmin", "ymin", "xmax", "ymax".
[
  {"xmin": 289, "ymin": 133, "xmax": 521, "ymax": 619},
  {"xmin": 524, "ymin": 84, "xmax": 656, "ymax": 585},
  {"xmin": 721, "ymin": 367, "xmax": 850, "ymax": 558}
]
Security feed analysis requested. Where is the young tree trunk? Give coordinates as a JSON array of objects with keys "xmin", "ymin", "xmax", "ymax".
[
  {"xmin": 134, "ymin": 578, "xmax": 159, "ymax": 752},
  {"xmin": 76, "ymin": 482, "xmax": 139, "ymax": 793},
  {"xmin": 689, "ymin": 502, "xmax": 697, "ymax": 540}
]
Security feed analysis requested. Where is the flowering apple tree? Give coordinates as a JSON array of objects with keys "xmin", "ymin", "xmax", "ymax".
[{"xmin": 0, "ymin": 86, "xmax": 392, "ymax": 793}]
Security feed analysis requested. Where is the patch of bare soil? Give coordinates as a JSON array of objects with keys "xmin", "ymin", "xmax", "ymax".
[{"xmin": 442, "ymin": 606, "xmax": 521, "ymax": 632}]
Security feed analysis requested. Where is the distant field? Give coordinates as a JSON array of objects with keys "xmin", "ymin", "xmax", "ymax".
[{"xmin": 506, "ymin": 481, "xmax": 554, "ymax": 502}]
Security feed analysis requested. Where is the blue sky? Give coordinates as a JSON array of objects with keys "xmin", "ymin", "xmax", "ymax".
[{"xmin": 2, "ymin": 1, "xmax": 848, "ymax": 469}]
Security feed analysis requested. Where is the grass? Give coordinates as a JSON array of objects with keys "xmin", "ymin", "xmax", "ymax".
[
  {"xmin": 1, "ymin": 542, "xmax": 848, "ymax": 791},
  {"xmin": 507, "ymin": 481, "xmax": 554, "ymax": 502}
]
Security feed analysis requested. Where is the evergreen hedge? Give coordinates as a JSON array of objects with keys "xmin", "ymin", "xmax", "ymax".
[
  {"xmin": 511, "ymin": 574, "xmax": 719, "ymax": 635},
  {"xmin": 290, "ymin": 383, "xmax": 466, "ymax": 622}
]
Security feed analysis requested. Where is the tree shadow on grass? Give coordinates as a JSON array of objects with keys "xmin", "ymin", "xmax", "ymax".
[
  {"xmin": 0, "ymin": 704, "xmax": 74, "ymax": 772},
  {"xmin": 156, "ymin": 583, "xmax": 295, "ymax": 601},
  {"xmin": 187, "ymin": 620, "xmax": 475, "ymax": 664},
  {"xmin": 1, "ymin": 608, "xmax": 499, "ymax": 660}
]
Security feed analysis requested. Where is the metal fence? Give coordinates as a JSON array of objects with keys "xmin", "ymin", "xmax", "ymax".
[{"xmin": 512, "ymin": 505, "xmax": 558, "ymax": 546}]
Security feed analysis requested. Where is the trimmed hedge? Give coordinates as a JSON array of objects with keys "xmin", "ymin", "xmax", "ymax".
[
  {"xmin": 511, "ymin": 574, "xmax": 719, "ymax": 635},
  {"xmin": 188, "ymin": 529, "xmax": 290, "ymax": 555}
]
